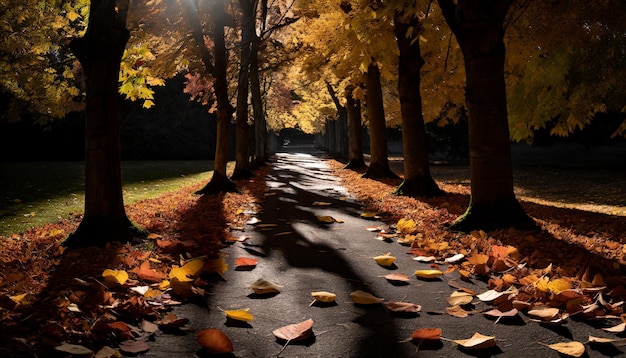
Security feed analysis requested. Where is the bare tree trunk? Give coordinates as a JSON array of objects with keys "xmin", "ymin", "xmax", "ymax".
[
  {"xmin": 393, "ymin": 11, "xmax": 442, "ymax": 197},
  {"xmin": 251, "ymin": 40, "xmax": 268, "ymax": 165},
  {"xmin": 64, "ymin": 0, "xmax": 145, "ymax": 248},
  {"xmin": 344, "ymin": 86, "xmax": 366, "ymax": 170},
  {"xmin": 232, "ymin": 0, "xmax": 255, "ymax": 180},
  {"xmin": 187, "ymin": 0, "xmax": 236, "ymax": 194},
  {"xmin": 362, "ymin": 63, "xmax": 397, "ymax": 179},
  {"xmin": 438, "ymin": 0, "xmax": 533, "ymax": 231}
]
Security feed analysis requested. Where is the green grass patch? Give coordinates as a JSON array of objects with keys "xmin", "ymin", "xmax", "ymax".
[{"xmin": 0, "ymin": 161, "xmax": 217, "ymax": 236}]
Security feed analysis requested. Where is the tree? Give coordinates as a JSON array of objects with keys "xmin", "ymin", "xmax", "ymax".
[
  {"xmin": 64, "ymin": 0, "xmax": 146, "ymax": 247},
  {"xmin": 362, "ymin": 63, "xmax": 398, "ymax": 179},
  {"xmin": 182, "ymin": 0, "xmax": 237, "ymax": 194},
  {"xmin": 437, "ymin": 0, "xmax": 533, "ymax": 231},
  {"xmin": 231, "ymin": 0, "xmax": 255, "ymax": 180},
  {"xmin": 344, "ymin": 84, "xmax": 366, "ymax": 169},
  {"xmin": 392, "ymin": 8, "xmax": 442, "ymax": 197}
]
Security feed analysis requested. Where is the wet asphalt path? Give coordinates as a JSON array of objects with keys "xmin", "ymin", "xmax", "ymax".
[{"xmin": 142, "ymin": 146, "xmax": 624, "ymax": 358}]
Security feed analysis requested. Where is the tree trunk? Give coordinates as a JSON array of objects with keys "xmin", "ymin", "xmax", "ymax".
[
  {"xmin": 326, "ymin": 82, "xmax": 347, "ymax": 158},
  {"xmin": 251, "ymin": 39, "xmax": 268, "ymax": 166},
  {"xmin": 362, "ymin": 63, "xmax": 397, "ymax": 179},
  {"xmin": 438, "ymin": 0, "xmax": 533, "ymax": 231},
  {"xmin": 231, "ymin": 0, "xmax": 254, "ymax": 180},
  {"xmin": 393, "ymin": 12, "xmax": 442, "ymax": 197},
  {"xmin": 344, "ymin": 86, "xmax": 366, "ymax": 170},
  {"xmin": 64, "ymin": 0, "xmax": 144, "ymax": 248},
  {"xmin": 194, "ymin": 0, "xmax": 237, "ymax": 194}
]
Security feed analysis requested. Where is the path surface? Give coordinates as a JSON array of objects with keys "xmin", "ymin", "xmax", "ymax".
[{"xmin": 145, "ymin": 146, "xmax": 624, "ymax": 358}]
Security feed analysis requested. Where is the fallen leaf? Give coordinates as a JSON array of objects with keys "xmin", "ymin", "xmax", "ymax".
[
  {"xmin": 482, "ymin": 308, "xmax": 519, "ymax": 323},
  {"xmin": 411, "ymin": 328, "xmax": 442, "ymax": 342},
  {"xmin": 365, "ymin": 226, "xmax": 382, "ymax": 232},
  {"xmin": 55, "ymin": 343, "xmax": 94, "ymax": 355},
  {"xmin": 468, "ymin": 253, "xmax": 489, "ymax": 265},
  {"xmin": 446, "ymin": 305, "xmax": 470, "ymax": 318},
  {"xmin": 224, "ymin": 308, "xmax": 254, "ymax": 322},
  {"xmin": 528, "ymin": 307, "xmax": 560, "ymax": 320},
  {"xmin": 311, "ymin": 291, "xmax": 336, "ymax": 303},
  {"xmin": 373, "ymin": 253, "xmax": 396, "ymax": 267},
  {"xmin": 169, "ymin": 258, "xmax": 204, "ymax": 282},
  {"xmin": 453, "ymin": 332, "xmax": 496, "ymax": 349},
  {"xmin": 132, "ymin": 261, "xmax": 167, "ymax": 282},
  {"xmin": 361, "ymin": 212, "xmax": 378, "ymax": 219},
  {"xmin": 102, "ymin": 269, "xmax": 129, "ymax": 286},
  {"xmin": 196, "ymin": 328, "xmax": 234, "ymax": 354},
  {"xmin": 413, "ymin": 256, "xmax": 437, "ymax": 262},
  {"xmin": 94, "ymin": 346, "xmax": 119, "ymax": 358},
  {"xmin": 119, "ymin": 340, "xmax": 150, "ymax": 355},
  {"xmin": 447, "ymin": 291, "xmax": 473, "ymax": 306},
  {"xmin": 140, "ymin": 320, "xmax": 159, "ymax": 334},
  {"xmin": 384, "ymin": 273, "xmax": 411, "ymax": 283},
  {"xmin": 251, "ymin": 278, "xmax": 282, "ymax": 294},
  {"xmin": 235, "ymin": 257, "xmax": 258, "ymax": 270},
  {"xmin": 384, "ymin": 301, "xmax": 421, "ymax": 313},
  {"xmin": 546, "ymin": 341, "xmax": 585, "ymax": 357},
  {"xmin": 444, "ymin": 253, "xmax": 465, "ymax": 263},
  {"xmin": 316, "ymin": 215, "xmax": 335, "ymax": 223},
  {"xmin": 603, "ymin": 322, "xmax": 626, "ymax": 333},
  {"xmin": 272, "ymin": 318, "xmax": 314, "ymax": 341},
  {"xmin": 312, "ymin": 201, "xmax": 331, "ymax": 206},
  {"xmin": 350, "ymin": 290, "xmax": 384, "ymax": 304},
  {"xmin": 414, "ymin": 269, "xmax": 443, "ymax": 279}
]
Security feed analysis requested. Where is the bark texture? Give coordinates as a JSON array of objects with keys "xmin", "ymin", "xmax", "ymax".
[
  {"xmin": 438, "ymin": 0, "xmax": 533, "ymax": 231},
  {"xmin": 393, "ymin": 12, "xmax": 442, "ymax": 198},
  {"xmin": 64, "ymin": 0, "xmax": 145, "ymax": 248},
  {"xmin": 362, "ymin": 64, "xmax": 397, "ymax": 179},
  {"xmin": 344, "ymin": 86, "xmax": 366, "ymax": 170}
]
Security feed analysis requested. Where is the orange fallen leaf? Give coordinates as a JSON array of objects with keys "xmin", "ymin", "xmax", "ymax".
[
  {"xmin": 411, "ymin": 327, "xmax": 442, "ymax": 342},
  {"xmin": 446, "ymin": 305, "xmax": 470, "ymax": 318},
  {"xmin": 196, "ymin": 328, "xmax": 234, "ymax": 354},
  {"xmin": 132, "ymin": 261, "xmax": 167, "ymax": 283},
  {"xmin": 384, "ymin": 273, "xmax": 411, "ymax": 283},
  {"xmin": 235, "ymin": 257, "xmax": 258, "ymax": 270}
]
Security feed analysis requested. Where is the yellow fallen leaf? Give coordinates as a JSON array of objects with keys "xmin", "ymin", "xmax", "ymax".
[
  {"xmin": 373, "ymin": 253, "xmax": 396, "ymax": 267},
  {"xmin": 312, "ymin": 201, "xmax": 331, "ymax": 206},
  {"xmin": 316, "ymin": 215, "xmax": 335, "ymax": 223},
  {"xmin": 170, "ymin": 258, "xmax": 205, "ymax": 282},
  {"xmin": 159, "ymin": 280, "xmax": 170, "ymax": 290},
  {"xmin": 9, "ymin": 293, "xmax": 29, "ymax": 304},
  {"xmin": 102, "ymin": 269, "xmax": 129, "ymax": 285},
  {"xmin": 453, "ymin": 332, "xmax": 496, "ymax": 349},
  {"xmin": 350, "ymin": 290, "xmax": 384, "ymax": 304},
  {"xmin": 360, "ymin": 212, "xmax": 378, "ymax": 218},
  {"xmin": 414, "ymin": 269, "xmax": 443, "ymax": 279},
  {"xmin": 528, "ymin": 307, "xmax": 560, "ymax": 320},
  {"xmin": 548, "ymin": 278, "xmax": 573, "ymax": 294},
  {"xmin": 206, "ymin": 257, "xmax": 228, "ymax": 275},
  {"xmin": 546, "ymin": 341, "xmax": 585, "ymax": 357},
  {"xmin": 311, "ymin": 291, "xmax": 336, "ymax": 303},
  {"xmin": 224, "ymin": 308, "xmax": 254, "ymax": 322}
]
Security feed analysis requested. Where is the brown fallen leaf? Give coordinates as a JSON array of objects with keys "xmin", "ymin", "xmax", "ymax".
[
  {"xmin": 250, "ymin": 278, "xmax": 282, "ymax": 295},
  {"xmin": 273, "ymin": 318, "xmax": 314, "ymax": 341},
  {"xmin": 54, "ymin": 343, "xmax": 94, "ymax": 355},
  {"xmin": 384, "ymin": 273, "xmax": 411, "ymax": 284},
  {"xmin": 446, "ymin": 305, "xmax": 470, "ymax": 318},
  {"xmin": 447, "ymin": 291, "xmax": 473, "ymax": 306},
  {"xmin": 482, "ymin": 308, "xmax": 519, "ymax": 324},
  {"xmin": 384, "ymin": 301, "xmax": 421, "ymax": 313},
  {"xmin": 196, "ymin": 328, "xmax": 234, "ymax": 354},
  {"xmin": 119, "ymin": 340, "xmax": 150, "ymax": 355},
  {"xmin": 273, "ymin": 318, "xmax": 314, "ymax": 354}
]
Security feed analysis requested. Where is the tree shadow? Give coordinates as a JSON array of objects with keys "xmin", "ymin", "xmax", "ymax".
[{"xmin": 253, "ymin": 150, "xmax": 410, "ymax": 357}]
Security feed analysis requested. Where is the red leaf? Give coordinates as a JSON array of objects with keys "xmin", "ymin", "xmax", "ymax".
[
  {"xmin": 411, "ymin": 328, "xmax": 442, "ymax": 342},
  {"xmin": 235, "ymin": 257, "xmax": 258, "ymax": 270}
]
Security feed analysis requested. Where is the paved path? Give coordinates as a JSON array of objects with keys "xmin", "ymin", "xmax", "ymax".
[{"xmin": 144, "ymin": 146, "xmax": 624, "ymax": 358}]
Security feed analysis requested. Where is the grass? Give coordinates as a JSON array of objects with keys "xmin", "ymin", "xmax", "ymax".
[{"xmin": 0, "ymin": 160, "xmax": 218, "ymax": 236}]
